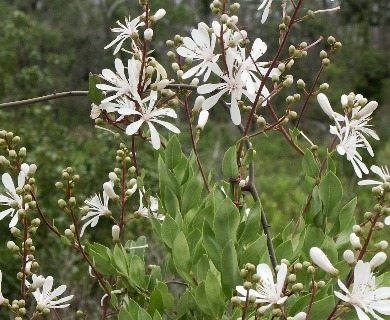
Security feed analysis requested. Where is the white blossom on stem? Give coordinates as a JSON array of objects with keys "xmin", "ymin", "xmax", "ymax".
[
  {"xmin": 96, "ymin": 58, "xmax": 142, "ymax": 104},
  {"xmin": 123, "ymin": 96, "xmax": 180, "ymax": 150},
  {"xmin": 235, "ymin": 263, "xmax": 288, "ymax": 309},
  {"xmin": 258, "ymin": 0, "xmax": 274, "ymax": 24},
  {"xmin": 358, "ymin": 165, "xmax": 390, "ymax": 189},
  {"xmin": 26, "ymin": 276, "xmax": 73, "ymax": 309},
  {"xmin": 80, "ymin": 189, "xmax": 111, "ymax": 237},
  {"xmin": 331, "ymin": 118, "xmax": 370, "ymax": 178},
  {"xmin": 198, "ymin": 50, "xmax": 255, "ymax": 125},
  {"xmin": 334, "ymin": 260, "xmax": 390, "ymax": 320},
  {"xmin": 176, "ymin": 23, "xmax": 220, "ymax": 81},
  {"xmin": 0, "ymin": 171, "xmax": 26, "ymax": 228},
  {"xmin": 104, "ymin": 16, "xmax": 144, "ymax": 55}
]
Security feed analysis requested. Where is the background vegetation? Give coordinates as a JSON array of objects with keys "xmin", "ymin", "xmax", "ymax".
[{"xmin": 0, "ymin": 0, "xmax": 389, "ymax": 318}]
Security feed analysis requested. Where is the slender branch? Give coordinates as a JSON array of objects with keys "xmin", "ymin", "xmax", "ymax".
[
  {"xmin": 183, "ymin": 93, "xmax": 210, "ymax": 193},
  {"xmin": 0, "ymin": 91, "xmax": 88, "ymax": 109}
]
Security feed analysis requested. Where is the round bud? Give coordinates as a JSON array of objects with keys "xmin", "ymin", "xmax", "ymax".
[
  {"xmin": 297, "ymin": 79, "xmax": 305, "ymax": 89},
  {"xmin": 294, "ymin": 93, "xmax": 301, "ymax": 101},
  {"xmin": 319, "ymin": 83, "xmax": 329, "ymax": 91},
  {"xmin": 272, "ymin": 308, "xmax": 282, "ymax": 317},
  {"xmin": 294, "ymin": 262, "xmax": 302, "ymax": 271},
  {"xmin": 243, "ymin": 281, "xmax": 252, "ymax": 290},
  {"xmin": 9, "ymin": 150, "xmax": 17, "ymax": 158},
  {"xmin": 19, "ymin": 147, "xmax": 27, "ymax": 158},
  {"xmin": 166, "ymin": 40, "xmax": 174, "ymax": 47},
  {"xmin": 278, "ymin": 63, "xmax": 286, "ymax": 72},
  {"xmin": 240, "ymin": 269, "xmax": 248, "ymax": 278},
  {"xmin": 248, "ymin": 294, "xmax": 257, "ymax": 303},
  {"xmin": 364, "ymin": 211, "xmax": 373, "ymax": 220},
  {"xmin": 307, "ymin": 266, "xmax": 315, "ymax": 274},
  {"xmin": 327, "ymin": 36, "xmax": 336, "ymax": 45},
  {"xmin": 245, "ymin": 263, "xmax": 256, "ymax": 272},
  {"xmin": 317, "ymin": 280, "xmax": 326, "ymax": 289},
  {"xmin": 286, "ymin": 96, "xmax": 295, "ymax": 104},
  {"xmin": 283, "ymin": 77, "xmax": 294, "ymax": 88},
  {"xmin": 352, "ymin": 225, "xmax": 361, "ymax": 233},
  {"xmin": 292, "ymin": 283, "xmax": 304, "ymax": 292},
  {"xmin": 252, "ymin": 274, "xmax": 260, "ymax": 282},
  {"xmin": 289, "ymin": 45, "xmax": 296, "ymax": 55},
  {"xmin": 76, "ymin": 310, "xmax": 84, "ymax": 317},
  {"xmin": 288, "ymin": 274, "xmax": 296, "ymax": 283},
  {"xmin": 286, "ymin": 59, "xmax": 295, "ymax": 69},
  {"xmin": 231, "ymin": 296, "xmax": 242, "ymax": 305},
  {"xmin": 334, "ymin": 42, "xmax": 342, "ymax": 49},
  {"xmin": 322, "ymin": 58, "xmax": 330, "ymax": 66},
  {"xmin": 319, "ymin": 50, "xmax": 327, "ymax": 59}
]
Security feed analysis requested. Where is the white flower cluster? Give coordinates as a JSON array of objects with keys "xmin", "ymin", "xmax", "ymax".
[
  {"xmin": 94, "ymin": 9, "xmax": 180, "ymax": 150},
  {"xmin": 176, "ymin": 19, "xmax": 280, "ymax": 125},
  {"xmin": 317, "ymin": 93, "xmax": 379, "ymax": 178}
]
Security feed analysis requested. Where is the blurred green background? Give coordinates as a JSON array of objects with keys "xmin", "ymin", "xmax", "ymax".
[{"xmin": 0, "ymin": 0, "xmax": 389, "ymax": 318}]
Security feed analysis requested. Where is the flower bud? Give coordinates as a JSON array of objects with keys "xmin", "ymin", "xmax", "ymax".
[
  {"xmin": 292, "ymin": 283, "xmax": 303, "ymax": 292},
  {"xmin": 343, "ymin": 250, "xmax": 355, "ymax": 264},
  {"xmin": 297, "ymin": 79, "xmax": 305, "ymax": 89},
  {"xmin": 310, "ymin": 247, "xmax": 338, "ymax": 274},
  {"xmin": 350, "ymin": 233, "xmax": 362, "ymax": 250},
  {"xmin": 112, "ymin": 225, "xmax": 120, "ymax": 242},
  {"xmin": 197, "ymin": 110, "xmax": 209, "ymax": 130},
  {"xmin": 193, "ymin": 96, "xmax": 205, "ymax": 113},
  {"xmin": 292, "ymin": 312, "xmax": 307, "ymax": 320},
  {"xmin": 144, "ymin": 28, "xmax": 153, "ymax": 41},
  {"xmin": 103, "ymin": 182, "xmax": 118, "ymax": 200},
  {"xmin": 31, "ymin": 275, "xmax": 46, "ymax": 290},
  {"xmin": 376, "ymin": 240, "xmax": 388, "ymax": 250},
  {"xmin": 153, "ymin": 9, "xmax": 166, "ymax": 21},
  {"xmin": 370, "ymin": 252, "xmax": 387, "ymax": 269}
]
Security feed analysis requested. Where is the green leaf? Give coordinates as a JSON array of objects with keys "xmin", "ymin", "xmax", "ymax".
[
  {"xmin": 113, "ymin": 244, "xmax": 128, "ymax": 276},
  {"xmin": 302, "ymin": 149, "xmax": 319, "ymax": 178},
  {"xmin": 238, "ymin": 202, "xmax": 261, "ymax": 246},
  {"xmin": 319, "ymin": 172, "xmax": 343, "ymax": 218},
  {"xmin": 138, "ymin": 307, "xmax": 153, "ymax": 320},
  {"xmin": 165, "ymin": 135, "xmax": 182, "ymax": 170},
  {"xmin": 203, "ymin": 222, "xmax": 222, "ymax": 269},
  {"xmin": 240, "ymin": 235, "xmax": 267, "ymax": 266},
  {"xmin": 177, "ymin": 291, "xmax": 196, "ymax": 318},
  {"xmin": 173, "ymin": 232, "xmax": 192, "ymax": 273},
  {"xmin": 309, "ymin": 295, "xmax": 335, "ymax": 319},
  {"xmin": 221, "ymin": 240, "xmax": 241, "ymax": 297},
  {"xmin": 241, "ymin": 148, "xmax": 256, "ymax": 167},
  {"xmin": 332, "ymin": 197, "xmax": 357, "ymax": 236},
  {"xmin": 205, "ymin": 271, "xmax": 225, "ymax": 318},
  {"xmin": 161, "ymin": 215, "xmax": 180, "ymax": 249},
  {"xmin": 289, "ymin": 127, "xmax": 301, "ymax": 145},
  {"xmin": 275, "ymin": 240, "xmax": 294, "ymax": 262},
  {"xmin": 164, "ymin": 187, "xmax": 180, "ymax": 219},
  {"xmin": 214, "ymin": 197, "xmax": 240, "ymax": 247},
  {"xmin": 182, "ymin": 174, "xmax": 203, "ymax": 214},
  {"xmin": 195, "ymin": 281, "xmax": 213, "ymax": 316},
  {"xmin": 119, "ymin": 305, "xmax": 134, "ymax": 320},
  {"xmin": 128, "ymin": 255, "xmax": 145, "ymax": 288},
  {"xmin": 147, "ymin": 289, "xmax": 164, "ymax": 316},
  {"xmin": 302, "ymin": 226, "xmax": 325, "ymax": 261},
  {"xmin": 222, "ymin": 146, "xmax": 239, "ymax": 178},
  {"xmin": 88, "ymin": 73, "xmax": 105, "ymax": 105},
  {"xmin": 156, "ymin": 282, "xmax": 174, "ymax": 310},
  {"xmin": 158, "ymin": 156, "xmax": 180, "ymax": 201}
]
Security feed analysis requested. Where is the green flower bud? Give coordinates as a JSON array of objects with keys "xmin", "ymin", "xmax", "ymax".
[
  {"xmin": 297, "ymin": 79, "xmax": 305, "ymax": 89},
  {"xmin": 58, "ymin": 199, "xmax": 67, "ymax": 208},
  {"xmin": 327, "ymin": 36, "xmax": 336, "ymax": 45},
  {"xmin": 322, "ymin": 58, "xmax": 330, "ymax": 66}
]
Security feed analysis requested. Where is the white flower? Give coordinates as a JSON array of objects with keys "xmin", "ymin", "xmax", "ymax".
[
  {"xmin": 123, "ymin": 96, "xmax": 180, "ymax": 150},
  {"xmin": 234, "ymin": 37, "xmax": 278, "ymax": 98},
  {"xmin": 258, "ymin": 0, "xmax": 274, "ymax": 23},
  {"xmin": 104, "ymin": 16, "xmax": 144, "ymax": 54},
  {"xmin": 235, "ymin": 263, "xmax": 288, "ymax": 309},
  {"xmin": 80, "ymin": 189, "xmax": 111, "ymax": 237},
  {"xmin": 331, "ymin": 118, "xmax": 370, "ymax": 178},
  {"xmin": 135, "ymin": 191, "xmax": 164, "ymax": 220},
  {"xmin": 26, "ymin": 276, "xmax": 73, "ymax": 309},
  {"xmin": 177, "ymin": 23, "xmax": 220, "ymax": 82},
  {"xmin": 198, "ymin": 50, "xmax": 255, "ymax": 125},
  {"xmin": 334, "ymin": 260, "xmax": 390, "ymax": 320},
  {"xmin": 0, "ymin": 171, "xmax": 26, "ymax": 228},
  {"xmin": 103, "ymin": 181, "xmax": 118, "ymax": 200},
  {"xmin": 96, "ymin": 58, "xmax": 142, "ymax": 104},
  {"xmin": 358, "ymin": 165, "xmax": 390, "ymax": 189},
  {"xmin": 310, "ymin": 247, "xmax": 338, "ymax": 274},
  {"xmin": 30, "ymin": 274, "xmax": 46, "ymax": 290}
]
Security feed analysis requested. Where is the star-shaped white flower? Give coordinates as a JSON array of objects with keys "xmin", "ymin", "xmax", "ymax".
[
  {"xmin": 334, "ymin": 260, "xmax": 390, "ymax": 320},
  {"xmin": 198, "ymin": 50, "xmax": 255, "ymax": 125},
  {"xmin": 177, "ymin": 23, "xmax": 220, "ymax": 81},
  {"xmin": 358, "ymin": 165, "xmax": 389, "ymax": 189},
  {"xmin": 80, "ymin": 188, "xmax": 111, "ymax": 237},
  {"xmin": 235, "ymin": 263, "xmax": 288, "ymax": 309},
  {"xmin": 104, "ymin": 16, "xmax": 145, "ymax": 55},
  {"xmin": 26, "ymin": 276, "xmax": 73, "ymax": 309},
  {"xmin": 96, "ymin": 58, "xmax": 142, "ymax": 104},
  {"xmin": 258, "ymin": 0, "xmax": 274, "ymax": 24},
  {"xmin": 0, "ymin": 171, "xmax": 26, "ymax": 228},
  {"xmin": 331, "ymin": 117, "xmax": 370, "ymax": 178},
  {"xmin": 123, "ymin": 96, "xmax": 180, "ymax": 149}
]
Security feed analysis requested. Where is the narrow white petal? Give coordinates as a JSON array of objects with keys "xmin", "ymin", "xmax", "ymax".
[
  {"xmin": 125, "ymin": 119, "xmax": 144, "ymax": 135},
  {"xmin": 148, "ymin": 122, "xmax": 161, "ymax": 149}
]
